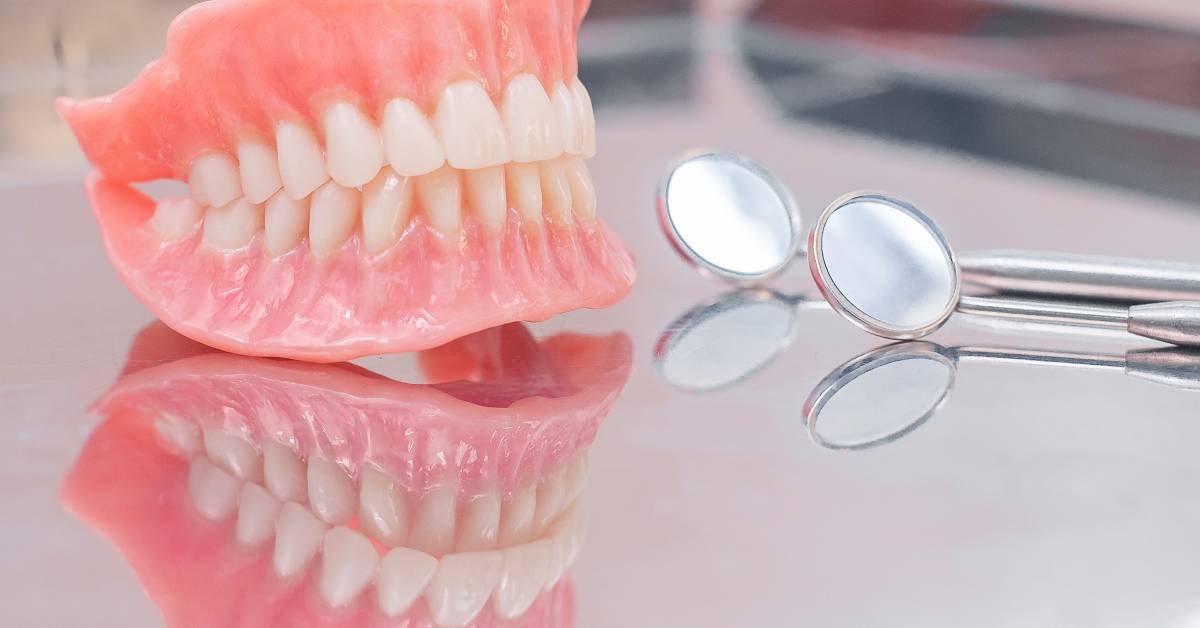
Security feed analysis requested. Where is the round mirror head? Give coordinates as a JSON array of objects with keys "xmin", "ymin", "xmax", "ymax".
[
  {"xmin": 803, "ymin": 342, "xmax": 955, "ymax": 450},
  {"xmin": 654, "ymin": 290, "xmax": 798, "ymax": 392},
  {"xmin": 659, "ymin": 151, "xmax": 802, "ymax": 284},
  {"xmin": 809, "ymin": 193, "xmax": 961, "ymax": 339}
]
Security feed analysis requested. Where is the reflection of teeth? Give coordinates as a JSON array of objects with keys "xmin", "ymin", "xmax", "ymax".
[
  {"xmin": 236, "ymin": 483, "xmax": 281, "ymax": 547},
  {"xmin": 203, "ymin": 198, "xmax": 263, "ymax": 250},
  {"xmin": 382, "ymin": 98, "xmax": 446, "ymax": 177},
  {"xmin": 464, "ymin": 166, "xmax": 507, "ymax": 233},
  {"xmin": 377, "ymin": 547, "xmax": 438, "ymax": 617},
  {"xmin": 435, "ymin": 81, "xmax": 510, "ymax": 170},
  {"xmin": 361, "ymin": 169, "xmax": 414, "ymax": 255},
  {"xmin": 415, "ymin": 166, "xmax": 462, "ymax": 238},
  {"xmin": 538, "ymin": 159, "xmax": 572, "ymax": 223},
  {"xmin": 237, "ymin": 140, "xmax": 283, "ymax": 205},
  {"xmin": 458, "ymin": 492, "xmax": 501, "ymax": 552},
  {"xmin": 308, "ymin": 182, "xmax": 360, "ymax": 256},
  {"xmin": 502, "ymin": 74, "xmax": 562, "ymax": 163},
  {"xmin": 276, "ymin": 121, "xmax": 329, "ymax": 200},
  {"xmin": 425, "ymin": 551, "xmax": 504, "ymax": 627},
  {"xmin": 189, "ymin": 152, "xmax": 242, "ymax": 209},
  {"xmin": 562, "ymin": 157, "xmax": 596, "ymax": 221},
  {"xmin": 495, "ymin": 538, "xmax": 553, "ymax": 619},
  {"xmin": 307, "ymin": 456, "xmax": 356, "ymax": 525},
  {"xmin": 570, "ymin": 77, "xmax": 597, "ymax": 158},
  {"xmin": 151, "ymin": 198, "xmax": 203, "ymax": 241},
  {"xmin": 264, "ymin": 191, "xmax": 311, "ymax": 256},
  {"xmin": 273, "ymin": 501, "xmax": 328, "ymax": 579},
  {"xmin": 505, "ymin": 162, "xmax": 543, "ymax": 224},
  {"xmin": 551, "ymin": 82, "xmax": 583, "ymax": 156},
  {"xmin": 499, "ymin": 485, "xmax": 536, "ymax": 546},
  {"xmin": 202, "ymin": 429, "xmax": 261, "ymax": 481},
  {"xmin": 324, "ymin": 102, "xmax": 385, "ymax": 188},
  {"xmin": 533, "ymin": 469, "xmax": 566, "ymax": 532},
  {"xmin": 320, "ymin": 526, "xmax": 381, "ymax": 608},
  {"xmin": 187, "ymin": 458, "xmax": 239, "ymax": 521},
  {"xmin": 359, "ymin": 466, "xmax": 408, "ymax": 547},
  {"xmin": 409, "ymin": 483, "xmax": 458, "ymax": 556},
  {"xmin": 263, "ymin": 440, "xmax": 307, "ymax": 504},
  {"xmin": 153, "ymin": 414, "xmax": 201, "ymax": 455}
]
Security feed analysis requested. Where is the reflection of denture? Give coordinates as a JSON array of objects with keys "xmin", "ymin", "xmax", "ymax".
[
  {"xmin": 63, "ymin": 323, "xmax": 632, "ymax": 626},
  {"xmin": 57, "ymin": 0, "xmax": 635, "ymax": 362}
]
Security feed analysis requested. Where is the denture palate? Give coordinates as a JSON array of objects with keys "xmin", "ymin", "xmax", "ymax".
[
  {"xmin": 174, "ymin": 420, "xmax": 589, "ymax": 625},
  {"xmin": 177, "ymin": 75, "xmax": 597, "ymax": 258}
]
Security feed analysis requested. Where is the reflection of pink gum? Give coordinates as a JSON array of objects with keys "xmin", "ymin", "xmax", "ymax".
[{"xmin": 62, "ymin": 323, "xmax": 630, "ymax": 626}]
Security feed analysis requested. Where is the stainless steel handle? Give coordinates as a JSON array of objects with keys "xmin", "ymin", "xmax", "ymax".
[
  {"xmin": 959, "ymin": 249, "xmax": 1200, "ymax": 303},
  {"xmin": 957, "ymin": 296, "xmax": 1200, "ymax": 347}
]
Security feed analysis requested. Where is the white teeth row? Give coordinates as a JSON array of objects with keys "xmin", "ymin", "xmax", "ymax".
[
  {"xmin": 163, "ymin": 156, "xmax": 597, "ymax": 255},
  {"xmin": 187, "ymin": 75, "xmax": 596, "ymax": 210}
]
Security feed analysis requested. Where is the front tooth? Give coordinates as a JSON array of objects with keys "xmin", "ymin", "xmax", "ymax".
[
  {"xmin": 415, "ymin": 166, "xmax": 462, "ymax": 238},
  {"xmin": 276, "ymin": 121, "xmax": 329, "ymax": 199},
  {"xmin": 151, "ymin": 198, "xmax": 203, "ymax": 241},
  {"xmin": 189, "ymin": 152, "xmax": 242, "ymax": 208},
  {"xmin": 505, "ymin": 162, "xmax": 542, "ymax": 224},
  {"xmin": 569, "ymin": 77, "xmax": 597, "ymax": 158},
  {"xmin": 154, "ymin": 414, "xmax": 201, "ymax": 455},
  {"xmin": 562, "ymin": 157, "xmax": 597, "ymax": 220},
  {"xmin": 408, "ymin": 483, "xmax": 458, "ymax": 556},
  {"xmin": 324, "ymin": 102, "xmax": 385, "ymax": 188},
  {"xmin": 236, "ymin": 483, "xmax": 282, "ymax": 547},
  {"xmin": 309, "ymin": 182, "xmax": 359, "ymax": 256},
  {"xmin": 273, "ymin": 501, "xmax": 328, "ymax": 579},
  {"xmin": 425, "ymin": 551, "xmax": 504, "ymax": 627},
  {"xmin": 203, "ymin": 198, "xmax": 263, "ymax": 250},
  {"xmin": 533, "ymin": 469, "xmax": 567, "ymax": 533},
  {"xmin": 202, "ymin": 429, "xmax": 261, "ymax": 482},
  {"xmin": 320, "ymin": 527, "xmax": 380, "ymax": 608},
  {"xmin": 187, "ymin": 458, "xmax": 240, "ymax": 521},
  {"xmin": 551, "ymin": 82, "xmax": 583, "ymax": 156},
  {"xmin": 465, "ymin": 166, "xmax": 507, "ymax": 233},
  {"xmin": 307, "ymin": 456, "xmax": 356, "ymax": 525},
  {"xmin": 458, "ymin": 492, "xmax": 501, "ymax": 552},
  {"xmin": 237, "ymin": 140, "xmax": 283, "ymax": 204},
  {"xmin": 435, "ymin": 81, "xmax": 510, "ymax": 169},
  {"xmin": 498, "ymin": 485, "xmax": 536, "ymax": 546},
  {"xmin": 502, "ymin": 74, "xmax": 562, "ymax": 163},
  {"xmin": 359, "ymin": 467, "xmax": 408, "ymax": 547},
  {"xmin": 362, "ymin": 169, "xmax": 414, "ymax": 255},
  {"xmin": 264, "ymin": 191, "xmax": 310, "ymax": 256},
  {"xmin": 377, "ymin": 548, "xmax": 439, "ymax": 617},
  {"xmin": 494, "ymin": 539, "xmax": 553, "ymax": 619},
  {"xmin": 538, "ymin": 160, "xmax": 573, "ymax": 223},
  {"xmin": 263, "ymin": 440, "xmax": 307, "ymax": 503},
  {"xmin": 381, "ymin": 98, "xmax": 446, "ymax": 176}
]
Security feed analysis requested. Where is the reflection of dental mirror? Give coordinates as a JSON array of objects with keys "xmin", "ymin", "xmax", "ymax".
[{"xmin": 804, "ymin": 341, "xmax": 1200, "ymax": 451}]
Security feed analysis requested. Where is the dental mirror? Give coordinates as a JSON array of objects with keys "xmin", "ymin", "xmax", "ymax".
[{"xmin": 658, "ymin": 151, "xmax": 802, "ymax": 284}]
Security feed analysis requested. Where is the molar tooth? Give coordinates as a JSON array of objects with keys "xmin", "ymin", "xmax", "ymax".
[
  {"xmin": 494, "ymin": 539, "xmax": 553, "ymax": 619},
  {"xmin": 309, "ymin": 182, "xmax": 360, "ymax": 256},
  {"xmin": 324, "ymin": 102, "xmax": 385, "ymax": 188},
  {"xmin": 273, "ymin": 501, "xmax": 328, "ymax": 579},
  {"xmin": 465, "ymin": 166, "xmax": 507, "ymax": 233},
  {"xmin": 264, "ymin": 191, "xmax": 310, "ymax": 256},
  {"xmin": 189, "ymin": 152, "xmax": 242, "ymax": 208},
  {"xmin": 320, "ymin": 527, "xmax": 380, "ymax": 608},
  {"xmin": 236, "ymin": 483, "xmax": 282, "ymax": 547},
  {"xmin": 538, "ymin": 160, "xmax": 573, "ymax": 223},
  {"xmin": 276, "ymin": 121, "xmax": 329, "ymax": 199},
  {"xmin": 408, "ymin": 483, "xmax": 458, "ymax": 556},
  {"xmin": 505, "ymin": 162, "xmax": 542, "ymax": 224},
  {"xmin": 307, "ymin": 456, "xmax": 356, "ymax": 525},
  {"xmin": 187, "ymin": 458, "xmax": 240, "ymax": 521},
  {"xmin": 362, "ymin": 169, "xmax": 414, "ymax": 255},
  {"xmin": 359, "ymin": 467, "xmax": 408, "ymax": 547},
  {"xmin": 533, "ymin": 469, "xmax": 566, "ymax": 533},
  {"xmin": 569, "ymin": 77, "xmax": 597, "ymax": 158},
  {"xmin": 551, "ymin": 82, "xmax": 582, "ymax": 156},
  {"xmin": 415, "ymin": 166, "xmax": 462, "ymax": 238},
  {"xmin": 151, "ymin": 198, "xmax": 203, "ymax": 241},
  {"xmin": 377, "ymin": 548, "xmax": 438, "ymax": 617},
  {"xmin": 425, "ymin": 551, "xmax": 504, "ymax": 627},
  {"xmin": 562, "ymin": 157, "xmax": 597, "ymax": 220},
  {"xmin": 502, "ymin": 74, "xmax": 562, "ymax": 162},
  {"xmin": 237, "ymin": 140, "xmax": 283, "ymax": 204},
  {"xmin": 153, "ymin": 414, "xmax": 201, "ymax": 456},
  {"xmin": 202, "ymin": 429, "xmax": 261, "ymax": 482},
  {"xmin": 263, "ymin": 440, "xmax": 307, "ymax": 503},
  {"xmin": 203, "ymin": 198, "xmax": 263, "ymax": 250},
  {"xmin": 435, "ymin": 81, "xmax": 510, "ymax": 169},
  {"xmin": 458, "ymin": 491, "xmax": 501, "ymax": 552},
  {"xmin": 498, "ymin": 485, "xmax": 536, "ymax": 546},
  {"xmin": 382, "ymin": 98, "xmax": 446, "ymax": 176}
]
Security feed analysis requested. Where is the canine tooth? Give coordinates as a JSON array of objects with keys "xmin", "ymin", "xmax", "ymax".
[
  {"xmin": 562, "ymin": 157, "xmax": 596, "ymax": 220},
  {"xmin": 237, "ymin": 140, "xmax": 283, "ymax": 204},
  {"xmin": 538, "ymin": 160, "xmax": 573, "ymax": 223},
  {"xmin": 264, "ymin": 192, "xmax": 310, "ymax": 256},
  {"xmin": 564, "ymin": 453, "xmax": 589, "ymax": 505},
  {"xmin": 277, "ymin": 121, "xmax": 329, "ymax": 199},
  {"xmin": 309, "ymin": 182, "xmax": 360, "ymax": 256},
  {"xmin": 533, "ymin": 469, "xmax": 566, "ymax": 533},
  {"xmin": 550, "ymin": 82, "xmax": 583, "ymax": 156},
  {"xmin": 151, "ymin": 198, "xmax": 203, "ymax": 241},
  {"xmin": 465, "ymin": 166, "xmax": 507, "ymax": 233},
  {"xmin": 569, "ymin": 77, "xmax": 597, "ymax": 158},
  {"xmin": 236, "ymin": 483, "xmax": 282, "ymax": 547},
  {"xmin": 359, "ymin": 467, "xmax": 408, "ymax": 547},
  {"xmin": 153, "ymin": 414, "xmax": 200, "ymax": 455},
  {"xmin": 273, "ymin": 501, "xmax": 327, "ymax": 579},
  {"xmin": 202, "ymin": 429, "xmax": 261, "ymax": 482},
  {"xmin": 190, "ymin": 152, "xmax": 242, "ymax": 208},
  {"xmin": 187, "ymin": 458, "xmax": 240, "ymax": 521},
  {"xmin": 263, "ymin": 440, "xmax": 307, "ymax": 503},
  {"xmin": 425, "ymin": 551, "xmax": 504, "ymax": 627},
  {"xmin": 377, "ymin": 548, "xmax": 438, "ymax": 617},
  {"xmin": 505, "ymin": 162, "xmax": 542, "ymax": 224},
  {"xmin": 203, "ymin": 198, "xmax": 263, "ymax": 250},
  {"xmin": 362, "ymin": 169, "xmax": 414, "ymax": 255},
  {"xmin": 498, "ymin": 485, "xmax": 536, "ymax": 546},
  {"xmin": 435, "ymin": 81, "xmax": 510, "ymax": 169},
  {"xmin": 458, "ymin": 492, "xmax": 501, "ymax": 552},
  {"xmin": 495, "ymin": 539, "xmax": 553, "ymax": 619},
  {"xmin": 382, "ymin": 98, "xmax": 446, "ymax": 176},
  {"xmin": 415, "ymin": 166, "xmax": 462, "ymax": 238},
  {"xmin": 502, "ymin": 74, "xmax": 562, "ymax": 163},
  {"xmin": 408, "ymin": 483, "xmax": 457, "ymax": 556},
  {"xmin": 324, "ymin": 102, "xmax": 385, "ymax": 188},
  {"xmin": 308, "ymin": 456, "xmax": 356, "ymax": 525},
  {"xmin": 320, "ymin": 527, "xmax": 380, "ymax": 608}
]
